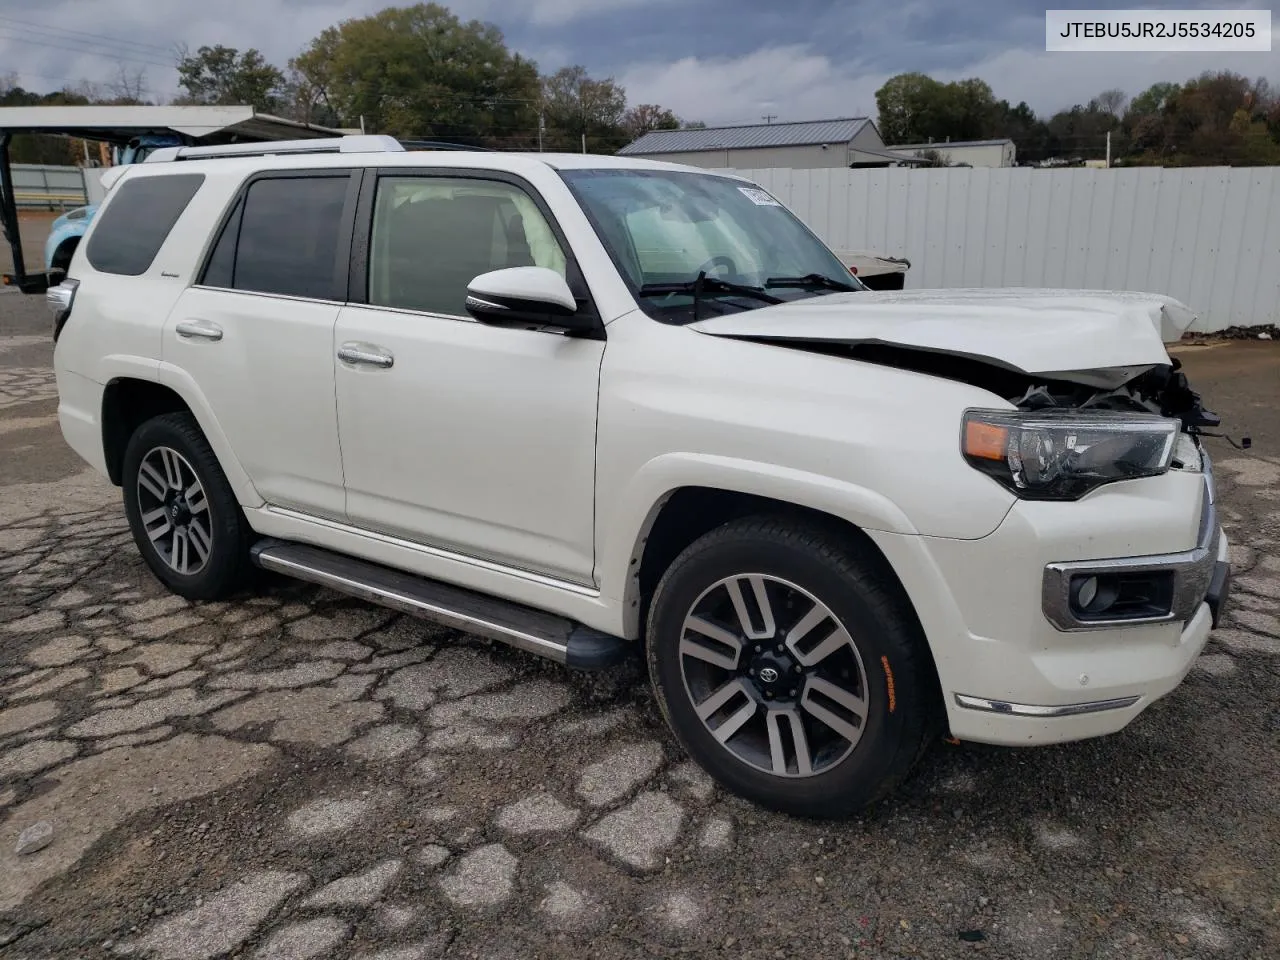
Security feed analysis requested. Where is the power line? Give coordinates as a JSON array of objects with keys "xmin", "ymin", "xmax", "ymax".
[
  {"xmin": 0, "ymin": 31, "xmax": 174, "ymax": 69},
  {"xmin": 0, "ymin": 15, "xmax": 175, "ymax": 57}
]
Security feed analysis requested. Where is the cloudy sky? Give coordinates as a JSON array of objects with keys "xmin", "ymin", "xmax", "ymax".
[{"xmin": 1, "ymin": 0, "xmax": 1276, "ymax": 126}]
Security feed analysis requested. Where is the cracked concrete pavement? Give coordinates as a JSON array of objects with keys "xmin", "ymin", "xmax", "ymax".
[{"xmin": 1, "ymin": 291, "xmax": 1278, "ymax": 959}]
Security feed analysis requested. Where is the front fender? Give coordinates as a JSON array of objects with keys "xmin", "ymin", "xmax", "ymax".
[
  {"xmin": 596, "ymin": 451, "xmax": 920, "ymax": 613},
  {"xmin": 44, "ymin": 221, "xmax": 85, "ymax": 271}
]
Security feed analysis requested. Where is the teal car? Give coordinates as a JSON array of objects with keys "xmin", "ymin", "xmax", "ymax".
[{"xmin": 44, "ymin": 203, "xmax": 96, "ymax": 276}]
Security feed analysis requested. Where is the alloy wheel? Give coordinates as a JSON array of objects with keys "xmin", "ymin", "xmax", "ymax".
[
  {"xmin": 678, "ymin": 573, "xmax": 871, "ymax": 778},
  {"xmin": 136, "ymin": 445, "xmax": 213, "ymax": 576}
]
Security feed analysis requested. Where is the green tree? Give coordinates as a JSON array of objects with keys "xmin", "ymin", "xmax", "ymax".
[
  {"xmin": 1127, "ymin": 81, "xmax": 1181, "ymax": 117},
  {"xmin": 291, "ymin": 3, "xmax": 540, "ymax": 144},
  {"xmin": 875, "ymin": 72, "xmax": 1002, "ymax": 143},
  {"xmin": 947, "ymin": 77, "xmax": 999, "ymax": 139},
  {"xmin": 875, "ymin": 72, "xmax": 945, "ymax": 143},
  {"xmin": 175, "ymin": 44, "xmax": 285, "ymax": 112},
  {"xmin": 1140, "ymin": 71, "xmax": 1280, "ymax": 165},
  {"xmin": 541, "ymin": 65, "xmax": 628, "ymax": 152}
]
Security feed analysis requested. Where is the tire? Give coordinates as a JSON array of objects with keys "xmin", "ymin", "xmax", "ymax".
[
  {"xmin": 121, "ymin": 411, "xmax": 254, "ymax": 601},
  {"xmin": 646, "ymin": 516, "xmax": 938, "ymax": 819},
  {"xmin": 52, "ymin": 238, "xmax": 79, "ymax": 274}
]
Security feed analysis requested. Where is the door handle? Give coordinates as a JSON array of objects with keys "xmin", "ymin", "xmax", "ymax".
[
  {"xmin": 175, "ymin": 319, "xmax": 223, "ymax": 342},
  {"xmin": 337, "ymin": 342, "xmax": 394, "ymax": 368}
]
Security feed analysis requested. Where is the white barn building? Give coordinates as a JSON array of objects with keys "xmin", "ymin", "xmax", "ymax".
[{"xmin": 886, "ymin": 138, "xmax": 1017, "ymax": 168}]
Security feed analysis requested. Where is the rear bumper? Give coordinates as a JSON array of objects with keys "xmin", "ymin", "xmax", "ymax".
[
  {"xmin": 870, "ymin": 454, "xmax": 1230, "ymax": 747},
  {"xmin": 54, "ymin": 366, "xmax": 107, "ymax": 476}
]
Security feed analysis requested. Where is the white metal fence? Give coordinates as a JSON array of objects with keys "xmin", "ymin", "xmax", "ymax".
[
  {"xmin": 716, "ymin": 165, "xmax": 1280, "ymax": 333},
  {"xmin": 1, "ymin": 163, "xmax": 88, "ymax": 209}
]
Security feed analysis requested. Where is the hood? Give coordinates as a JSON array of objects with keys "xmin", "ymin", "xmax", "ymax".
[{"xmin": 689, "ymin": 287, "xmax": 1197, "ymax": 388}]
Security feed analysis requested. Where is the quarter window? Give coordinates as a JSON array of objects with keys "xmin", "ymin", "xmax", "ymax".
[
  {"xmin": 367, "ymin": 176, "xmax": 567, "ymax": 316},
  {"xmin": 203, "ymin": 175, "xmax": 349, "ymax": 300},
  {"xmin": 85, "ymin": 173, "xmax": 204, "ymax": 276}
]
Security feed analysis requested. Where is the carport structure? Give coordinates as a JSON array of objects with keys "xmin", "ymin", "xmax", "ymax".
[{"xmin": 0, "ymin": 105, "xmax": 344, "ymax": 294}]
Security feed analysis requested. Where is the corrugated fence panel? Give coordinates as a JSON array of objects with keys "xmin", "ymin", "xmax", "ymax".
[
  {"xmin": 1256, "ymin": 168, "xmax": 1280, "ymax": 329},
  {"xmin": 1235, "ymin": 169, "xmax": 1279, "ymax": 328},
  {"xmin": 2, "ymin": 163, "xmax": 88, "ymax": 208},
  {"xmin": 719, "ymin": 165, "xmax": 1280, "ymax": 332}
]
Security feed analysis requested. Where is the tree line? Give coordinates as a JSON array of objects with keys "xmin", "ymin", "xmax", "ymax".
[
  {"xmin": 875, "ymin": 70, "xmax": 1280, "ymax": 167},
  {"xmin": 4, "ymin": 3, "xmax": 1277, "ymax": 169},
  {"xmin": 1, "ymin": 1, "xmax": 698, "ymax": 164}
]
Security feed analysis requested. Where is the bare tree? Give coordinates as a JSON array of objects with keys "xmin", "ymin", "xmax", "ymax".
[
  {"xmin": 106, "ymin": 63, "xmax": 149, "ymax": 104},
  {"xmin": 63, "ymin": 79, "xmax": 105, "ymax": 102},
  {"xmin": 1094, "ymin": 88, "xmax": 1128, "ymax": 118}
]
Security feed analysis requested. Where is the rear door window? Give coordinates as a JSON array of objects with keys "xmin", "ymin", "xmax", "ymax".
[
  {"xmin": 85, "ymin": 173, "xmax": 205, "ymax": 276},
  {"xmin": 202, "ymin": 174, "xmax": 350, "ymax": 300}
]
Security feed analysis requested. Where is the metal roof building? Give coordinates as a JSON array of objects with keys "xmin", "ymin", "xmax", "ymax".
[{"xmin": 618, "ymin": 117, "xmax": 917, "ymax": 170}]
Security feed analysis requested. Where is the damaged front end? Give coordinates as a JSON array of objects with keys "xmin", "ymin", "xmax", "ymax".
[
  {"xmin": 821, "ymin": 341, "xmax": 1222, "ymax": 500},
  {"xmin": 1007, "ymin": 358, "xmax": 1221, "ymax": 431},
  {"xmin": 760, "ymin": 337, "xmax": 1221, "ymax": 430}
]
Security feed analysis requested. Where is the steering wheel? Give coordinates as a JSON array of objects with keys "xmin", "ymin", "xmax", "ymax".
[{"xmin": 696, "ymin": 255, "xmax": 737, "ymax": 278}]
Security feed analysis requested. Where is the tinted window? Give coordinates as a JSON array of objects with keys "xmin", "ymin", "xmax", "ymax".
[
  {"xmin": 200, "ymin": 197, "xmax": 241, "ymax": 289},
  {"xmin": 231, "ymin": 176, "xmax": 349, "ymax": 299},
  {"xmin": 85, "ymin": 173, "xmax": 204, "ymax": 276},
  {"xmin": 367, "ymin": 177, "xmax": 566, "ymax": 316}
]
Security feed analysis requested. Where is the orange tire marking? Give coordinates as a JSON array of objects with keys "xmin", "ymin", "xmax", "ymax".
[{"xmin": 880, "ymin": 655, "xmax": 897, "ymax": 713}]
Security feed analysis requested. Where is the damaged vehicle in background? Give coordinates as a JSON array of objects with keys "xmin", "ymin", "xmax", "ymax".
[
  {"xmin": 834, "ymin": 248, "xmax": 911, "ymax": 289},
  {"xmin": 49, "ymin": 141, "xmax": 1232, "ymax": 818}
]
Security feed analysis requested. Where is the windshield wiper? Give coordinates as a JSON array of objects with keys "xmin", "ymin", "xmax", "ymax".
[
  {"xmin": 764, "ymin": 272, "xmax": 859, "ymax": 293},
  {"xmin": 637, "ymin": 272, "xmax": 782, "ymax": 321}
]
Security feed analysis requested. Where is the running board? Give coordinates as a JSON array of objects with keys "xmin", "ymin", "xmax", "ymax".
[{"xmin": 249, "ymin": 539, "xmax": 629, "ymax": 670}]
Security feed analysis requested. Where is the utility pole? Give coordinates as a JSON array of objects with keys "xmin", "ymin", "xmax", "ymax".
[
  {"xmin": 1105, "ymin": 130, "xmax": 1111, "ymax": 167},
  {"xmin": 538, "ymin": 110, "xmax": 544, "ymax": 152},
  {"xmin": 581, "ymin": 132, "xmax": 586, "ymax": 154},
  {"xmin": 762, "ymin": 113, "xmax": 777, "ymax": 124}
]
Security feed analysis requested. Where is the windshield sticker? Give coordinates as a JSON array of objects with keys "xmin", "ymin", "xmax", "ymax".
[{"xmin": 738, "ymin": 186, "xmax": 781, "ymax": 206}]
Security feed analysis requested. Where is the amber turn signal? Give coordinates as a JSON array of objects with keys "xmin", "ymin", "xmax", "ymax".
[{"xmin": 963, "ymin": 420, "xmax": 1008, "ymax": 461}]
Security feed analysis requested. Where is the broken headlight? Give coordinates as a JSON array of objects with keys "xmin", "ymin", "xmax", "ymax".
[{"xmin": 961, "ymin": 408, "xmax": 1180, "ymax": 501}]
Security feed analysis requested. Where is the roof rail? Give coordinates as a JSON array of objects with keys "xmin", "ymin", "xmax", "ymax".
[
  {"xmin": 399, "ymin": 139, "xmax": 496, "ymax": 152},
  {"xmin": 144, "ymin": 134, "xmax": 405, "ymax": 163}
]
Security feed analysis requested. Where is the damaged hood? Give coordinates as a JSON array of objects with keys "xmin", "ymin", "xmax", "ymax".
[{"xmin": 688, "ymin": 287, "xmax": 1197, "ymax": 387}]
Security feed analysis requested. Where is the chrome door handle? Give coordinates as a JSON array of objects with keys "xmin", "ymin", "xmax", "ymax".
[
  {"xmin": 337, "ymin": 342, "xmax": 394, "ymax": 368},
  {"xmin": 175, "ymin": 319, "xmax": 223, "ymax": 341}
]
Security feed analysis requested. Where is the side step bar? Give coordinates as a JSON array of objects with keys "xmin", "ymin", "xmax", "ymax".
[{"xmin": 250, "ymin": 539, "xmax": 630, "ymax": 671}]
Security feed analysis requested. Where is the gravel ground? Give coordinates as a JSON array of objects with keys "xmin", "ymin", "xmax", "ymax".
[{"xmin": 1, "ymin": 289, "xmax": 1278, "ymax": 960}]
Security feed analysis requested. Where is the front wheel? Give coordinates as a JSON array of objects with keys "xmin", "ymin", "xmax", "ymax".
[
  {"xmin": 121, "ymin": 412, "xmax": 254, "ymax": 601},
  {"xmin": 646, "ymin": 517, "xmax": 938, "ymax": 818}
]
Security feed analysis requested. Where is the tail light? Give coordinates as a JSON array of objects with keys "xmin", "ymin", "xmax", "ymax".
[{"xmin": 47, "ymin": 278, "xmax": 79, "ymax": 342}]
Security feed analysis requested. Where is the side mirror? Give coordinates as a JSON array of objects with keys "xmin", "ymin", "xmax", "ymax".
[{"xmin": 465, "ymin": 266, "xmax": 590, "ymax": 329}]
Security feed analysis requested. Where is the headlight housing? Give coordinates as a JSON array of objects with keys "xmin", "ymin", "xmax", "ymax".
[{"xmin": 961, "ymin": 408, "xmax": 1180, "ymax": 500}]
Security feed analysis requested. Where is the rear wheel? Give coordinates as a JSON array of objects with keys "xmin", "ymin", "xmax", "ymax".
[
  {"xmin": 646, "ymin": 517, "xmax": 937, "ymax": 818},
  {"xmin": 121, "ymin": 412, "xmax": 254, "ymax": 601}
]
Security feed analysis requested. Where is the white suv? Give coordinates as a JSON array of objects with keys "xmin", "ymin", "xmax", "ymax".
[{"xmin": 48, "ymin": 135, "xmax": 1232, "ymax": 817}]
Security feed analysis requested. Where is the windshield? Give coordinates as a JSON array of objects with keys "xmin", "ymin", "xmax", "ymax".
[{"xmin": 558, "ymin": 167, "xmax": 861, "ymax": 322}]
